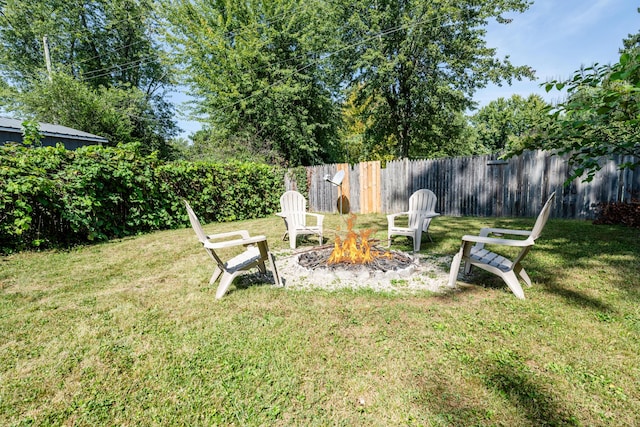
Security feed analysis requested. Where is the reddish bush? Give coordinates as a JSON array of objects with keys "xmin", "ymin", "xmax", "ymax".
[{"xmin": 593, "ymin": 200, "xmax": 640, "ymax": 228}]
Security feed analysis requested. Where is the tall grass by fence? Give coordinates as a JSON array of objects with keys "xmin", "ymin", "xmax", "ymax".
[{"xmin": 301, "ymin": 150, "xmax": 640, "ymax": 219}]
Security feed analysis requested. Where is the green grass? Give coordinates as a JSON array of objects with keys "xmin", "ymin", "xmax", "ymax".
[{"xmin": 1, "ymin": 214, "xmax": 639, "ymax": 426}]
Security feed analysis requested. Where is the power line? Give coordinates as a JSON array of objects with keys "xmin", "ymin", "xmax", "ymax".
[
  {"xmin": 66, "ymin": 3, "xmax": 309, "ymax": 83},
  {"xmin": 72, "ymin": 40, "xmax": 147, "ymax": 67},
  {"xmin": 79, "ymin": 55, "xmax": 160, "ymax": 81},
  {"xmin": 207, "ymin": 13, "xmax": 445, "ymax": 116}
]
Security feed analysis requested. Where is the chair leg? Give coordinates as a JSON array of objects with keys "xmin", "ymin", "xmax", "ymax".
[
  {"xmin": 423, "ymin": 218, "xmax": 433, "ymax": 242},
  {"xmin": 448, "ymin": 250, "xmax": 463, "ymax": 288},
  {"xmin": 461, "ymin": 242, "xmax": 473, "ymax": 275},
  {"xmin": 215, "ymin": 272, "xmax": 237, "ymax": 299},
  {"xmin": 257, "ymin": 260, "xmax": 266, "ymax": 274},
  {"xmin": 209, "ymin": 267, "xmax": 222, "ymax": 285},
  {"xmin": 413, "ymin": 230, "xmax": 422, "ymax": 252},
  {"xmin": 514, "ymin": 264, "xmax": 532, "ymax": 287},
  {"xmin": 268, "ymin": 252, "xmax": 282, "ymax": 287},
  {"xmin": 463, "ymin": 261, "xmax": 473, "ymax": 275},
  {"xmin": 501, "ymin": 271, "xmax": 526, "ymax": 299}
]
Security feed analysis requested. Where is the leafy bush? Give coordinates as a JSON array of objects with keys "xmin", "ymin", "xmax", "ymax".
[
  {"xmin": 0, "ymin": 144, "xmax": 71, "ymax": 250},
  {"xmin": 0, "ymin": 143, "xmax": 289, "ymax": 253},
  {"xmin": 156, "ymin": 161, "xmax": 285, "ymax": 224}
]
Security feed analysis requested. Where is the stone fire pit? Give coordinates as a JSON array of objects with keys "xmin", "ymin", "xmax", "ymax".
[
  {"xmin": 273, "ymin": 249, "xmax": 454, "ymax": 294},
  {"xmin": 237, "ymin": 215, "xmax": 456, "ymax": 294}
]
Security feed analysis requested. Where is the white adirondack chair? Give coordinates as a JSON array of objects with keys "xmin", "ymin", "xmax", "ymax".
[
  {"xmin": 387, "ymin": 189, "xmax": 440, "ymax": 252},
  {"xmin": 276, "ymin": 191, "xmax": 324, "ymax": 249},
  {"xmin": 184, "ymin": 200, "xmax": 281, "ymax": 299},
  {"xmin": 447, "ymin": 192, "xmax": 556, "ymax": 299}
]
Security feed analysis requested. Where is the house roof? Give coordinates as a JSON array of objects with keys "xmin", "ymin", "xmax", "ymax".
[{"xmin": 0, "ymin": 116, "xmax": 108, "ymax": 144}]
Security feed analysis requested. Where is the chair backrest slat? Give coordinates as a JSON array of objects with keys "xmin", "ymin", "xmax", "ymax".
[
  {"xmin": 280, "ymin": 191, "xmax": 308, "ymax": 227},
  {"xmin": 183, "ymin": 200, "xmax": 228, "ymax": 267},
  {"xmin": 408, "ymin": 189, "xmax": 437, "ymax": 229},
  {"xmin": 530, "ymin": 192, "xmax": 556, "ymax": 241},
  {"xmin": 184, "ymin": 200, "xmax": 208, "ymax": 244}
]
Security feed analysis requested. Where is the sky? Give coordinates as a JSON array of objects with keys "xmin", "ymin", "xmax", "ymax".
[
  {"xmin": 172, "ymin": 0, "xmax": 639, "ymax": 138},
  {"xmin": 474, "ymin": 0, "xmax": 638, "ymax": 107}
]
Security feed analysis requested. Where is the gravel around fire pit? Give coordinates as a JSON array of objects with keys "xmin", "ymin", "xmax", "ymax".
[{"xmin": 271, "ymin": 249, "xmax": 455, "ymax": 294}]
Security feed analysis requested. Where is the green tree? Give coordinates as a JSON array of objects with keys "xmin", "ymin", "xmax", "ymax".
[
  {"xmin": 180, "ymin": 128, "xmax": 285, "ymax": 164},
  {"xmin": 522, "ymin": 30, "xmax": 640, "ymax": 182},
  {"xmin": 6, "ymin": 73, "xmax": 176, "ymax": 158},
  {"xmin": 339, "ymin": 87, "xmax": 396, "ymax": 163},
  {"xmin": 330, "ymin": 0, "xmax": 534, "ymax": 159},
  {"xmin": 160, "ymin": 0, "xmax": 341, "ymax": 166},
  {"xmin": 341, "ymin": 84, "xmax": 478, "ymax": 160},
  {"xmin": 0, "ymin": 0, "xmax": 169, "ymax": 92},
  {"xmin": 470, "ymin": 94, "xmax": 550, "ymax": 154},
  {"xmin": 0, "ymin": 0, "xmax": 178, "ymax": 156}
]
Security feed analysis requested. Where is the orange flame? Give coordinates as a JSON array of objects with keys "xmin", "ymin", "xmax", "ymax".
[{"xmin": 327, "ymin": 214, "xmax": 392, "ymax": 265}]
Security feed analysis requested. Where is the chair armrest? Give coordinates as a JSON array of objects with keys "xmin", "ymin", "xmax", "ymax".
[
  {"xmin": 307, "ymin": 212, "xmax": 324, "ymax": 226},
  {"xmin": 462, "ymin": 234, "xmax": 534, "ymax": 247},
  {"xmin": 424, "ymin": 212, "xmax": 440, "ymax": 219},
  {"xmin": 479, "ymin": 227, "xmax": 532, "ymax": 238},
  {"xmin": 206, "ymin": 230, "xmax": 251, "ymax": 241},
  {"xmin": 275, "ymin": 212, "xmax": 286, "ymax": 218},
  {"xmin": 387, "ymin": 212, "xmax": 408, "ymax": 227},
  {"xmin": 387, "ymin": 212, "xmax": 408, "ymax": 219},
  {"xmin": 204, "ymin": 234, "xmax": 267, "ymax": 250}
]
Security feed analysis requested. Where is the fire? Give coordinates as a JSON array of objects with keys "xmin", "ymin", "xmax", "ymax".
[{"xmin": 327, "ymin": 214, "xmax": 392, "ymax": 265}]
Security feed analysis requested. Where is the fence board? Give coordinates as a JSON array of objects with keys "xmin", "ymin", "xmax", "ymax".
[{"xmin": 300, "ymin": 150, "xmax": 638, "ymax": 219}]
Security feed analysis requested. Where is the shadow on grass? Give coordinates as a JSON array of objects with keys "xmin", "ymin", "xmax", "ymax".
[
  {"xmin": 233, "ymin": 271, "xmax": 281, "ymax": 293},
  {"xmin": 413, "ymin": 360, "xmax": 578, "ymax": 426},
  {"xmin": 531, "ymin": 225, "xmax": 640, "ymax": 308},
  {"xmin": 542, "ymin": 283, "xmax": 616, "ymax": 312},
  {"xmin": 480, "ymin": 363, "xmax": 579, "ymax": 426},
  {"xmin": 450, "ymin": 261, "xmax": 621, "ymax": 313}
]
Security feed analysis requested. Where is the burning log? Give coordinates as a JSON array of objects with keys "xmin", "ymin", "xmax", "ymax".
[{"xmin": 298, "ymin": 214, "xmax": 413, "ymax": 272}]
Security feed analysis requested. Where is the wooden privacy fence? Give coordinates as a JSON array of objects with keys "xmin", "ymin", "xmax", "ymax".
[{"xmin": 298, "ymin": 150, "xmax": 640, "ymax": 219}]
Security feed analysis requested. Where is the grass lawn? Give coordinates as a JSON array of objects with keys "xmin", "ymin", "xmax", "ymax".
[{"xmin": 1, "ymin": 213, "xmax": 639, "ymax": 426}]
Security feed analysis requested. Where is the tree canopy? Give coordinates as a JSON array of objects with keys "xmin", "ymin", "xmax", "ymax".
[
  {"xmin": 0, "ymin": 0, "xmax": 169, "ymax": 92},
  {"xmin": 4, "ymin": 0, "xmax": 637, "ymax": 171},
  {"xmin": 160, "ymin": 0, "xmax": 535, "ymax": 165},
  {"xmin": 469, "ymin": 94, "xmax": 551, "ymax": 154},
  {"xmin": 330, "ymin": 0, "xmax": 534, "ymax": 160},
  {"xmin": 0, "ymin": 0, "xmax": 178, "ymax": 156},
  {"xmin": 160, "ymin": 0, "xmax": 342, "ymax": 166}
]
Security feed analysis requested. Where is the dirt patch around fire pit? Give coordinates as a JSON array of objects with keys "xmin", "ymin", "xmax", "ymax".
[{"xmin": 272, "ymin": 249, "xmax": 455, "ymax": 294}]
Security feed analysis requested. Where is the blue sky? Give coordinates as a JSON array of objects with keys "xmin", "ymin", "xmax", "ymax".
[
  {"xmin": 173, "ymin": 0, "xmax": 639, "ymax": 138},
  {"xmin": 474, "ymin": 0, "xmax": 639, "ymax": 107}
]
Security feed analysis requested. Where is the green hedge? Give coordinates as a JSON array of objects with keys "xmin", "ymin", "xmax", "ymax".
[{"xmin": 0, "ymin": 143, "xmax": 292, "ymax": 253}]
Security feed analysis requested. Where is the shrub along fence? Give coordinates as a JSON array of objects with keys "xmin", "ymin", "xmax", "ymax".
[
  {"xmin": 0, "ymin": 143, "xmax": 287, "ymax": 253},
  {"xmin": 3, "ymin": 143, "xmax": 637, "ymax": 253},
  {"xmin": 301, "ymin": 150, "xmax": 640, "ymax": 219}
]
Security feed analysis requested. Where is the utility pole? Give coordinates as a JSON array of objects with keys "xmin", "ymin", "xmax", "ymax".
[{"xmin": 43, "ymin": 36, "xmax": 52, "ymax": 81}]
